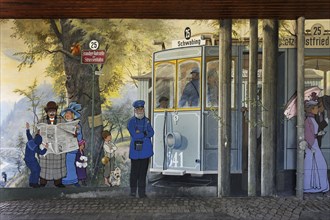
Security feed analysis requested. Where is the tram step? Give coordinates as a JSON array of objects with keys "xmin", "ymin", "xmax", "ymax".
[{"xmin": 162, "ymin": 169, "xmax": 186, "ymax": 176}]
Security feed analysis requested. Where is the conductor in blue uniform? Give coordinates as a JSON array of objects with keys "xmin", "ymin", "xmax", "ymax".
[{"xmin": 127, "ymin": 100, "xmax": 154, "ymax": 198}]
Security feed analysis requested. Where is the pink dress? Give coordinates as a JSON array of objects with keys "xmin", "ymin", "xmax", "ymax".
[{"xmin": 304, "ymin": 115, "xmax": 329, "ymax": 193}]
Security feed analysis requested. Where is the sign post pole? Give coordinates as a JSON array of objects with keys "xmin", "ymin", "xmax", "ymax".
[
  {"xmin": 81, "ymin": 40, "xmax": 106, "ymax": 179},
  {"xmin": 91, "ymin": 63, "xmax": 96, "ymax": 173}
]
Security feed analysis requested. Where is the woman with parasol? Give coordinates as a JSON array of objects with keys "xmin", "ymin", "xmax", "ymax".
[{"xmin": 303, "ymin": 95, "xmax": 329, "ymax": 193}]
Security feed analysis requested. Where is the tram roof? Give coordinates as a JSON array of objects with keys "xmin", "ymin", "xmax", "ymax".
[{"xmin": 1, "ymin": 0, "xmax": 330, "ymax": 19}]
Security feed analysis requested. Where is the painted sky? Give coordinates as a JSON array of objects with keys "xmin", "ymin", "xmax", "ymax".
[{"xmin": 0, "ymin": 20, "xmax": 53, "ymax": 103}]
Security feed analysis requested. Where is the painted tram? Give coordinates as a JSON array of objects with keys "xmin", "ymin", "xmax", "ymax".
[{"xmin": 134, "ymin": 27, "xmax": 330, "ymax": 190}]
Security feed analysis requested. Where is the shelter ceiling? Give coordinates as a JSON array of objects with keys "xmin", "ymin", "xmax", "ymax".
[{"xmin": 1, "ymin": 0, "xmax": 330, "ymax": 19}]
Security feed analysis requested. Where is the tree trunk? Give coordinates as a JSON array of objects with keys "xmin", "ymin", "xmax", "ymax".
[{"xmin": 60, "ymin": 19, "xmax": 103, "ymax": 180}]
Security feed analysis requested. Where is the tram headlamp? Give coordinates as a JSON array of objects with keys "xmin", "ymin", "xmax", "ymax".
[{"xmin": 166, "ymin": 132, "xmax": 182, "ymax": 149}]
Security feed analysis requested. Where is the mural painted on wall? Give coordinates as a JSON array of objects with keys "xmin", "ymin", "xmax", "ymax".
[
  {"xmin": 0, "ymin": 18, "xmax": 217, "ymax": 188},
  {"xmin": 1, "ymin": 19, "xmax": 329, "ymax": 190}
]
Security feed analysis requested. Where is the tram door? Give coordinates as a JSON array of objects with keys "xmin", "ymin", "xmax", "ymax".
[
  {"xmin": 151, "ymin": 46, "xmax": 243, "ymax": 175},
  {"xmin": 152, "ymin": 52, "xmax": 202, "ymax": 175}
]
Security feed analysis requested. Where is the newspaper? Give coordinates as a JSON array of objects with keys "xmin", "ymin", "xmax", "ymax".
[{"xmin": 37, "ymin": 120, "xmax": 80, "ymax": 155}]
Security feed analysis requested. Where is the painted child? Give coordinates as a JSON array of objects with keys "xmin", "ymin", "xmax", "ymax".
[
  {"xmin": 75, "ymin": 139, "xmax": 88, "ymax": 186},
  {"xmin": 304, "ymin": 99, "xmax": 329, "ymax": 193},
  {"xmin": 24, "ymin": 122, "xmax": 48, "ymax": 188},
  {"xmin": 102, "ymin": 130, "xmax": 117, "ymax": 186}
]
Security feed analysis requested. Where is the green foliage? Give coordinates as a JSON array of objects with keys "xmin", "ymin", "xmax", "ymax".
[
  {"xmin": 13, "ymin": 78, "xmax": 41, "ymax": 128},
  {"xmin": 45, "ymin": 53, "xmax": 66, "ymax": 96},
  {"xmin": 12, "ymin": 20, "xmax": 57, "ymax": 70},
  {"xmin": 279, "ymin": 20, "xmax": 296, "ymax": 38},
  {"xmin": 196, "ymin": 19, "xmax": 295, "ymax": 40},
  {"xmin": 195, "ymin": 19, "xmax": 249, "ymax": 39},
  {"xmin": 10, "ymin": 19, "xmax": 177, "ymax": 103}
]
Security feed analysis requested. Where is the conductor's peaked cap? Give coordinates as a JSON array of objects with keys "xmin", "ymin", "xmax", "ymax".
[
  {"xmin": 133, "ymin": 100, "xmax": 145, "ymax": 108},
  {"xmin": 190, "ymin": 67, "xmax": 200, "ymax": 74}
]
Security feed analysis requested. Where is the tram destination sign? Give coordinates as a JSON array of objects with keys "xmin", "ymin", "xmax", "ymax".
[
  {"xmin": 279, "ymin": 23, "xmax": 330, "ymax": 49},
  {"xmin": 279, "ymin": 35, "xmax": 330, "ymax": 48},
  {"xmin": 81, "ymin": 50, "xmax": 106, "ymax": 64},
  {"xmin": 172, "ymin": 27, "xmax": 206, "ymax": 48},
  {"xmin": 172, "ymin": 36, "xmax": 206, "ymax": 48}
]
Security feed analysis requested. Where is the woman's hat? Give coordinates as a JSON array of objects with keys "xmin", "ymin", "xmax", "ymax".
[
  {"xmin": 304, "ymin": 100, "xmax": 318, "ymax": 109},
  {"xmin": 78, "ymin": 139, "xmax": 86, "ymax": 146},
  {"xmin": 60, "ymin": 102, "xmax": 82, "ymax": 119}
]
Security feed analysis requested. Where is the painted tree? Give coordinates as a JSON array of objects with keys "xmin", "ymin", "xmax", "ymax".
[
  {"xmin": 15, "ymin": 132, "xmax": 26, "ymax": 174},
  {"xmin": 6, "ymin": 18, "xmax": 175, "ymax": 172},
  {"xmin": 197, "ymin": 19, "xmax": 294, "ymax": 41},
  {"xmin": 13, "ymin": 78, "xmax": 41, "ymax": 132},
  {"xmin": 103, "ymin": 98, "xmax": 133, "ymax": 142}
]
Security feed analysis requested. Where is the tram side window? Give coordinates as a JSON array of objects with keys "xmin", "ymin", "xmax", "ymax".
[
  {"xmin": 242, "ymin": 53, "xmax": 262, "ymax": 108},
  {"xmin": 206, "ymin": 60, "xmax": 219, "ymax": 107},
  {"xmin": 155, "ymin": 63, "xmax": 175, "ymax": 109},
  {"xmin": 178, "ymin": 61, "xmax": 201, "ymax": 108}
]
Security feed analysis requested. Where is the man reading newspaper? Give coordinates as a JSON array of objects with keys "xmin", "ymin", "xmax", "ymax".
[{"xmin": 37, "ymin": 101, "xmax": 79, "ymax": 188}]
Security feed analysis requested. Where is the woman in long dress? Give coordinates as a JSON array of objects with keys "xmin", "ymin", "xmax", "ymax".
[
  {"xmin": 61, "ymin": 102, "xmax": 83, "ymax": 187},
  {"xmin": 304, "ymin": 100, "xmax": 329, "ymax": 193}
]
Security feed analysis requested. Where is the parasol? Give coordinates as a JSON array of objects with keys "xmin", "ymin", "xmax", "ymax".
[{"xmin": 284, "ymin": 86, "xmax": 322, "ymax": 119}]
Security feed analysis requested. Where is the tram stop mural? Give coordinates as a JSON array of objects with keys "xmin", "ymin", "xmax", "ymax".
[{"xmin": 0, "ymin": 19, "xmax": 329, "ymax": 195}]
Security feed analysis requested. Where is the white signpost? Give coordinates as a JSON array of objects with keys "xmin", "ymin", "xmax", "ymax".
[
  {"xmin": 172, "ymin": 27, "xmax": 206, "ymax": 48},
  {"xmin": 172, "ymin": 36, "xmax": 206, "ymax": 48},
  {"xmin": 89, "ymin": 40, "xmax": 99, "ymax": 50}
]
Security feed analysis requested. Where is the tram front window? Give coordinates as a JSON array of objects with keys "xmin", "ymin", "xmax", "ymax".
[
  {"xmin": 154, "ymin": 63, "xmax": 175, "ymax": 109},
  {"xmin": 178, "ymin": 60, "xmax": 201, "ymax": 108}
]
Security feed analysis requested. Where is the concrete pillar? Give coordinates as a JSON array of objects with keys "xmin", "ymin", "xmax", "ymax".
[
  {"xmin": 261, "ymin": 19, "xmax": 278, "ymax": 196},
  {"xmin": 248, "ymin": 19, "xmax": 258, "ymax": 197},
  {"xmin": 296, "ymin": 17, "xmax": 305, "ymax": 199},
  {"xmin": 218, "ymin": 19, "xmax": 232, "ymax": 197}
]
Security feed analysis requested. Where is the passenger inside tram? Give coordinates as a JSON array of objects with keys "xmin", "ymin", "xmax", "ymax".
[
  {"xmin": 206, "ymin": 69, "xmax": 219, "ymax": 107},
  {"xmin": 157, "ymin": 96, "xmax": 169, "ymax": 108},
  {"xmin": 179, "ymin": 67, "xmax": 200, "ymax": 107}
]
